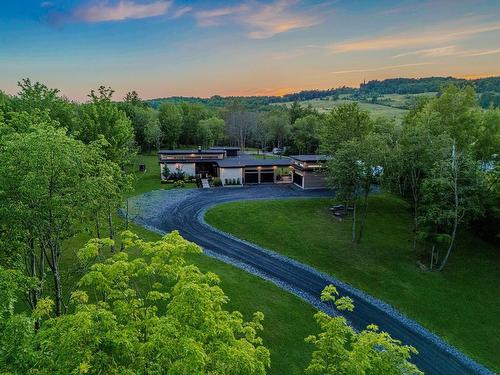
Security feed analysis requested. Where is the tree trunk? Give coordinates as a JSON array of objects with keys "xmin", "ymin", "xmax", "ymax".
[
  {"xmin": 351, "ymin": 203, "xmax": 357, "ymax": 243},
  {"xmin": 357, "ymin": 190, "xmax": 369, "ymax": 243},
  {"xmin": 120, "ymin": 199, "xmax": 129, "ymax": 252},
  {"xmin": 108, "ymin": 209, "xmax": 115, "ymax": 252},
  {"xmin": 95, "ymin": 212, "xmax": 101, "ymax": 239},
  {"xmin": 430, "ymin": 244, "xmax": 435, "ymax": 270}
]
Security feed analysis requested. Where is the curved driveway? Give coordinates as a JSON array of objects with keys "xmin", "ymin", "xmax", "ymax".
[{"xmin": 129, "ymin": 185, "xmax": 492, "ymax": 375}]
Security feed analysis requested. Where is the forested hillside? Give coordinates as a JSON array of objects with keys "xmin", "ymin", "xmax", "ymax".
[{"xmin": 148, "ymin": 76, "xmax": 500, "ymax": 110}]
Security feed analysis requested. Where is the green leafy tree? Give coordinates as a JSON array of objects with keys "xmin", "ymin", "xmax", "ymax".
[
  {"xmin": 0, "ymin": 232, "xmax": 270, "ymax": 375},
  {"xmin": 11, "ymin": 78, "xmax": 78, "ymax": 133},
  {"xmin": 0, "ymin": 125, "xmax": 123, "ymax": 315},
  {"xmin": 197, "ymin": 117, "xmax": 225, "ymax": 147},
  {"xmin": 291, "ymin": 114, "xmax": 321, "ymax": 154},
  {"xmin": 179, "ymin": 102, "xmax": 211, "ymax": 145},
  {"xmin": 305, "ymin": 285, "xmax": 422, "ymax": 375},
  {"xmin": 158, "ymin": 102, "xmax": 183, "ymax": 148},
  {"xmin": 419, "ymin": 146, "xmax": 484, "ymax": 271},
  {"xmin": 76, "ymin": 86, "xmax": 135, "ymax": 168},
  {"xmin": 262, "ymin": 109, "xmax": 290, "ymax": 149},
  {"xmin": 321, "ymin": 103, "xmax": 372, "ymax": 155}
]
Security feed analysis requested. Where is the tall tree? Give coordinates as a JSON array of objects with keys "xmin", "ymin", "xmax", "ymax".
[
  {"xmin": 291, "ymin": 114, "xmax": 321, "ymax": 154},
  {"xmin": 77, "ymin": 86, "xmax": 135, "ymax": 168},
  {"xmin": 419, "ymin": 146, "xmax": 484, "ymax": 271},
  {"xmin": 0, "ymin": 125, "xmax": 122, "ymax": 315},
  {"xmin": 179, "ymin": 102, "xmax": 210, "ymax": 145},
  {"xmin": 158, "ymin": 102, "xmax": 183, "ymax": 148},
  {"xmin": 320, "ymin": 102, "xmax": 372, "ymax": 155}
]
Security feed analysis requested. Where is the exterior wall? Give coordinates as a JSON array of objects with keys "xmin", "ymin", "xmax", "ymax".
[
  {"xmin": 162, "ymin": 162, "xmax": 196, "ymax": 178},
  {"xmin": 303, "ymin": 170, "xmax": 328, "ymax": 189},
  {"xmin": 220, "ymin": 167, "xmax": 243, "ymax": 185}
]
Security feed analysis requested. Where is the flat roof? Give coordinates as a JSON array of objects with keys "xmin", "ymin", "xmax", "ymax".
[
  {"xmin": 158, "ymin": 149, "xmax": 225, "ymax": 155},
  {"xmin": 209, "ymin": 146, "xmax": 240, "ymax": 150},
  {"xmin": 216, "ymin": 155, "xmax": 291, "ymax": 168},
  {"xmin": 290, "ymin": 155, "xmax": 331, "ymax": 162}
]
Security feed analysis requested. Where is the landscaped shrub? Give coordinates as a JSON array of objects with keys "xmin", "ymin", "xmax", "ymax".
[
  {"xmin": 225, "ymin": 178, "xmax": 229, "ymax": 185},
  {"xmin": 170, "ymin": 167, "xmax": 186, "ymax": 181},
  {"xmin": 232, "ymin": 178, "xmax": 236, "ymax": 185},
  {"xmin": 212, "ymin": 177, "xmax": 222, "ymax": 187},
  {"xmin": 162, "ymin": 165, "xmax": 171, "ymax": 180},
  {"xmin": 173, "ymin": 180, "xmax": 185, "ymax": 188},
  {"xmin": 236, "ymin": 178, "xmax": 241, "ymax": 185}
]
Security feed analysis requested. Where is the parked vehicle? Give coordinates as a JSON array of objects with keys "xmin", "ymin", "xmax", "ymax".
[{"xmin": 272, "ymin": 147, "xmax": 283, "ymax": 155}]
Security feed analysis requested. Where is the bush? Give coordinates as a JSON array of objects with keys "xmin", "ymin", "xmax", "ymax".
[
  {"xmin": 173, "ymin": 180, "xmax": 185, "ymax": 188},
  {"xmin": 225, "ymin": 178, "xmax": 229, "ymax": 185},
  {"xmin": 232, "ymin": 178, "xmax": 236, "ymax": 185},
  {"xmin": 236, "ymin": 178, "xmax": 241, "ymax": 185},
  {"xmin": 162, "ymin": 165, "xmax": 171, "ymax": 180},
  {"xmin": 170, "ymin": 167, "xmax": 186, "ymax": 181},
  {"xmin": 212, "ymin": 177, "xmax": 222, "ymax": 187}
]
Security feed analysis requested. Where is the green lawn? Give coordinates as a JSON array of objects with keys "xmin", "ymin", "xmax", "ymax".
[
  {"xmin": 205, "ymin": 195, "xmax": 500, "ymax": 372},
  {"xmin": 57, "ymin": 154, "xmax": 318, "ymax": 375}
]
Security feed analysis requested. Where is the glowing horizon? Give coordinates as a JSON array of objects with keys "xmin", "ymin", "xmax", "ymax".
[{"xmin": 1, "ymin": 0, "xmax": 500, "ymax": 101}]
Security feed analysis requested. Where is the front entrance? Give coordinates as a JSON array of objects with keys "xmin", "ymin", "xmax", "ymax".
[{"xmin": 196, "ymin": 162, "xmax": 217, "ymax": 179}]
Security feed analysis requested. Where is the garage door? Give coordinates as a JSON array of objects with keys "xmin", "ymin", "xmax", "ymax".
[
  {"xmin": 293, "ymin": 171, "xmax": 303, "ymax": 187},
  {"xmin": 245, "ymin": 172, "xmax": 258, "ymax": 184},
  {"xmin": 260, "ymin": 171, "xmax": 274, "ymax": 183}
]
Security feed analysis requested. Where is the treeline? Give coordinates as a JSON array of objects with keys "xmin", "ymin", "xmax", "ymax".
[
  {"xmin": 322, "ymin": 85, "xmax": 500, "ymax": 271},
  {"xmin": 0, "ymin": 79, "xmax": 423, "ymax": 374},
  {"xmin": 147, "ymin": 76, "xmax": 500, "ymax": 110}
]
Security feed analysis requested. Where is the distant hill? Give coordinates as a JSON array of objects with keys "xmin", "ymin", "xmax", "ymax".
[{"xmin": 146, "ymin": 76, "xmax": 500, "ymax": 109}]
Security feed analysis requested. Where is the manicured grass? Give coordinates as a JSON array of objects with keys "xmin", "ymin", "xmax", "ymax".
[
  {"xmin": 56, "ymin": 154, "xmax": 319, "ymax": 375},
  {"xmin": 205, "ymin": 194, "xmax": 500, "ymax": 372}
]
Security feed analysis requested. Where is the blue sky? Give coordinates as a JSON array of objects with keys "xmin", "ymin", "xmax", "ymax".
[{"xmin": 1, "ymin": 0, "xmax": 500, "ymax": 100}]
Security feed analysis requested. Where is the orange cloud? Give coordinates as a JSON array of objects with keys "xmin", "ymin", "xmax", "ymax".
[{"xmin": 74, "ymin": 0, "xmax": 171, "ymax": 22}]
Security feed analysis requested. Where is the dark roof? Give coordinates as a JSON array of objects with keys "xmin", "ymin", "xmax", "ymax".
[
  {"xmin": 209, "ymin": 146, "xmax": 240, "ymax": 150},
  {"xmin": 158, "ymin": 149, "xmax": 225, "ymax": 155},
  {"xmin": 217, "ymin": 155, "xmax": 291, "ymax": 168},
  {"xmin": 290, "ymin": 155, "xmax": 331, "ymax": 162}
]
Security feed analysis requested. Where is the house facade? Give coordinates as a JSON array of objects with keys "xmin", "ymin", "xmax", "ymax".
[{"xmin": 158, "ymin": 147, "xmax": 330, "ymax": 189}]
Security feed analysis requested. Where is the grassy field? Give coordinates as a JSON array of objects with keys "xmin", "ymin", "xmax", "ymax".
[
  {"xmin": 57, "ymin": 154, "xmax": 318, "ymax": 375},
  {"xmin": 205, "ymin": 195, "xmax": 500, "ymax": 372},
  {"xmin": 275, "ymin": 97, "xmax": 408, "ymax": 120}
]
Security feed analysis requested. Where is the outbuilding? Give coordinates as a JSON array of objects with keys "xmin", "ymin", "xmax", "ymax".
[{"xmin": 290, "ymin": 155, "xmax": 330, "ymax": 189}]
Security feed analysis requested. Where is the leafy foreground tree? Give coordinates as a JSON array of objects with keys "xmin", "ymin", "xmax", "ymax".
[
  {"xmin": 305, "ymin": 285, "xmax": 422, "ymax": 375},
  {"xmin": 0, "ymin": 231, "xmax": 270, "ymax": 375}
]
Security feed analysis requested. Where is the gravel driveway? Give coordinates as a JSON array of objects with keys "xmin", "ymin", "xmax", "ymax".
[{"xmin": 128, "ymin": 185, "xmax": 492, "ymax": 375}]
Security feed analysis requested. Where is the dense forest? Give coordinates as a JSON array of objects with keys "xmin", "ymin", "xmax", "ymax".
[{"xmin": 148, "ymin": 76, "xmax": 500, "ymax": 109}]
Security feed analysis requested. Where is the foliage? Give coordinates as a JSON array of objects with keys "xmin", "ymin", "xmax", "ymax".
[
  {"xmin": 0, "ymin": 232, "xmax": 270, "ymax": 375},
  {"xmin": 291, "ymin": 114, "xmax": 321, "ymax": 154},
  {"xmin": 197, "ymin": 117, "xmax": 225, "ymax": 148},
  {"xmin": 212, "ymin": 177, "xmax": 223, "ymax": 187},
  {"xmin": 173, "ymin": 180, "xmax": 185, "ymax": 188},
  {"xmin": 305, "ymin": 286, "xmax": 422, "ymax": 375},
  {"xmin": 76, "ymin": 86, "xmax": 135, "ymax": 168},
  {"xmin": 158, "ymin": 102, "xmax": 183, "ymax": 148}
]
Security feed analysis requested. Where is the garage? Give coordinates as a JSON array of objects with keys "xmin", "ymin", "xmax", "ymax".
[
  {"xmin": 293, "ymin": 171, "xmax": 303, "ymax": 187},
  {"xmin": 244, "ymin": 171, "xmax": 259, "ymax": 183},
  {"xmin": 260, "ymin": 170, "xmax": 275, "ymax": 183}
]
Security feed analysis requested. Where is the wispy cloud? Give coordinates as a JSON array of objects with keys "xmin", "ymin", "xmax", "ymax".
[
  {"xmin": 72, "ymin": 0, "xmax": 172, "ymax": 23},
  {"xmin": 392, "ymin": 45, "xmax": 460, "ymax": 58},
  {"xmin": 195, "ymin": 4, "xmax": 248, "ymax": 27},
  {"xmin": 393, "ymin": 45, "xmax": 500, "ymax": 58},
  {"xmin": 40, "ymin": 1, "xmax": 54, "ymax": 8},
  {"xmin": 194, "ymin": 0, "xmax": 323, "ymax": 38},
  {"xmin": 244, "ymin": 0, "xmax": 322, "ymax": 39},
  {"xmin": 330, "ymin": 22, "xmax": 500, "ymax": 53},
  {"xmin": 330, "ymin": 62, "xmax": 437, "ymax": 74},
  {"xmin": 171, "ymin": 6, "xmax": 192, "ymax": 19}
]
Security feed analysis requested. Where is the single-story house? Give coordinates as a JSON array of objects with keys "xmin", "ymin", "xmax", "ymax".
[{"xmin": 159, "ymin": 147, "xmax": 330, "ymax": 189}]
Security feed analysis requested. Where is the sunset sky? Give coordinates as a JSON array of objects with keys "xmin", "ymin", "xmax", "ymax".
[{"xmin": 1, "ymin": 0, "xmax": 500, "ymax": 101}]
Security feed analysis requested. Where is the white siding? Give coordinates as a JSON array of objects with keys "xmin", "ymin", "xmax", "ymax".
[{"xmin": 220, "ymin": 167, "xmax": 243, "ymax": 185}]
